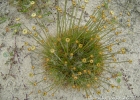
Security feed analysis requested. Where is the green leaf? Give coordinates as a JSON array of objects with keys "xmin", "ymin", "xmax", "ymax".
[
  {"xmin": 118, "ymin": 72, "xmax": 122, "ymax": 76},
  {"xmin": 10, "ymin": 52, "xmax": 14, "ymax": 56},
  {"xmin": 10, "ymin": 23, "xmax": 21, "ymax": 28},
  {"xmin": 0, "ymin": 17, "xmax": 7, "ymax": 24},
  {"xmin": 104, "ymin": 2, "xmax": 108, "ymax": 9},
  {"xmin": 43, "ymin": 12, "xmax": 52, "ymax": 17},
  {"xmin": 117, "ymin": 78, "xmax": 121, "ymax": 83},
  {"xmin": 3, "ymin": 52, "xmax": 9, "ymax": 57}
]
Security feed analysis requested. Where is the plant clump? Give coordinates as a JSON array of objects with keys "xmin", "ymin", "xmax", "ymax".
[
  {"xmin": 43, "ymin": 27, "xmax": 105, "ymax": 90},
  {"xmin": 22, "ymin": 0, "xmax": 132, "ymax": 98}
]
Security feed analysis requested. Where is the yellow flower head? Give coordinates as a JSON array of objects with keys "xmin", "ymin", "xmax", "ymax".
[
  {"xmin": 89, "ymin": 15, "xmax": 93, "ymax": 19},
  {"xmin": 29, "ymin": 73, "xmax": 34, "ymax": 77},
  {"xmin": 57, "ymin": 7, "xmax": 62, "ymax": 13},
  {"xmin": 78, "ymin": 44, "xmax": 83, "ymax": 48},
  {"xmin": 65, "ymin": 38, "xmax": 70, "ymax": 43},
  {"xmin": 28, "ymin": 48, "xmax": 31, "ymax": 51},
  {"xmin": 99, "ymin": 52, "xmax": 103, "ymax": 55},
  {"xmin": 107, "ymin": 90, "xmax": 110, "ymax": 92},
  {"xmin": 121, "ymin": 48, "xmax": 126, "ymax": 54},
  {"xmin": 82, "ymin": 58, "xmax": 87, "ymax": 63},
  {"xmin": 87, "ymin": 70, "xmax": 91, "ymax": 74},
  {"xmin": 22, "ymin": 29, "xmax": 28, "ymax": 34},
  {"xmin": 90, "ymin": 37, "xmax": 94, "ymax": 41},
  {"xmin": 111, "ymin": 84, "xmax": 115, "ymax": 88},
  {"xmin": 38, "ymin": 15, "xmax": 42, "ymax": 18},
  {"xmin": 89, "ymin": 59, "xmax": 94, "ymax": 63},
  {"xmin": 108, "ymin": 47, "xmax": 112, "ymax": 52},
  {"xmin": 72, "ymin": 1, "xmax": 76, "ymax": 6},
  {"xmin": 38, "ymin": 90, "xmax": 41, "ymax": 93},
  {"xmin": 72, "ymin": 85, "xmax": 76, "ymax": 88},
  {"xmin": 32, "ymin": 26, "xmax": 36, "ymax": 30},
  {"xmin": 46, "ymin": 58, "xmax": 50, "ymax": 62},
  {"xmin": 34, "ymin": 33, "xmax": 38, "ymax": 37},
  {"xmin": 110, "ymin": 11, "xmax": 114, "ymax": 15},
  {"xmin": 43, "ymin": 77, "xmax": 47, "ymax": 80},
  {"xmin": 107, "ymin": 77, "xmax": 110, "ymax": 80},
  {"xmin": 117, "ymin": 86, "xmax": 120, "ymax": 89},
  {"xmin": 75, "ymin": 40, "xmax": 79, "ymax": 43},
  {"xmin": 115, "ymin": 32, "xmax": 119, "ymax": 35},
  {"xmin": 90, "ymin": 55, "xmax": 94, "ymax": 58},
  {"xmin": 127, "ymin": 12, "xmax": 130, "ymax": 16},
  {"xmin": 81, "ymin": 5, "xmax": 85, "ymax": 9},
  {"xmin": 41, "ymin": 40, "xmax": 45, "ymax": 44},
  {"xmin": 31, "ymin": 66, "xmax": 35, "ymax": 69},
  {"xmin": 78, "ymin": 72, "xmax": 82, "ymax": 75},
  {"xmin": 64, "ymin": 61, "xmax": 67, "ymax": 64},
  {"xmin": 96, "ymin": 35, "xmax": 100, "ymax": 40},
  {"xmin": 31, "ymin": 45, "xmax": 36, "ymax": 50},
  {"xmin": 83, "ymin": 70, "xmax": 87, "ymax": 73},
  {"xmin": 127, "ymin": 23, "xmax": 131, "ymax": 27},
  {"xmin": 127, "ymin": 19, "xmax": 130, "ymax": 22},
  {"xmin": 93, "ymin": 18, "xmax": 96, "ymax": 22},
  {"xmin": 57, "ymin": 38, "xmax": 61, "ymax": 41},
  {"xmin": 45, "ymin": 28, "xmax": 49, "ymax": 32},
  {"xmin": 30, "ymin": 1, "xmax": 35, "ymax": 5},
  {"xmin": 14, "ymin": 29, "xmax": 17, "ymax": 33},
  {"xmin": 43, "ymin": 92, "xmax": 47, "ymax": 96},
  {"xmin": 33, "ymin": 82, "xmax": 37, "ymax": 86},
  {"xmin": 31, "ymin": 13, "xmax": 36, "ymax": 18},
  {"xmin": 55, "ymin": 6, "xmax": 58, "ymax": 9},
  {"xmin": 28, "ymin": 31, "xmax": 32, "ymax": 34},
  {"xmin": 50, "ymin": 49, "xmax": 55, "ymax": 53},
  {"xmin": 72, "ymin": 74, "xmax": 75, "ymax": 77},
  {"xmin": 95, "ymin": 77, "xmax": 98, "ymax": 80},
  {"xmin": 24, "ymin": 42, "xmax": 28, "ymax": 46},
  {"xmin": 97, "ymin": 91, "xmax": 101, "ymax": 94},
  {"xmin": 57, "ymin": 7, "xmax": 62, "ymax": 11},
  {"xmin": 128, "ymin": 60, "xmax": 132, "ymax": 64},
  {"xmin": 96, "ymin": 63, "xmax": 101, "ymax": 67},
  {"xmin": 74, "ymin": 76, "xmax": 78, "ymax": 80},
  {"xmin": 84, "ymin": 0, "xmax": 89, "ymax": 3},
  {"xmin": 72, "ymin": 67, "xmax": 76, "ymax": 70},
  {"xmin": 86, "ymin": 84, "xmax": 91, "ymax": 88},
  {"xmin": 103, "ymin": 25, "xmax": 106, "ymax": 29},
  {"xmin": 52, "ymin": 93, "xmax": 54, "ymax": 96},
  {"xmin": 16, "ymin": 18, "xmax": 20, "ymax": 21},
  {"xmin": 70, "ymin": 53, "xmax": 73, "ymax": 56},
  {"xmin": 97, "ymin": 6, "xmax": 100, "ymax": 9},
  {"xmin": 122, "ymin": 39, "xmax": 126, "ymax": 42},
  {"xmin": 113, "ymin": 58, "xmax": 117, "ymax": 62}
]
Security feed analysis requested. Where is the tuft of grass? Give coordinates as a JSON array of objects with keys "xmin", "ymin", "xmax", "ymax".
[
  {"xmin": 0, "ymin": 16, "xmax": 7, "ymax": 24},
  {"xmin": 22, "ymin": 0, "xmax": 132, "ymax": 98},
  {"xmin": 43, "ymin": 27, "xmax": 105, "ymax": 90}
]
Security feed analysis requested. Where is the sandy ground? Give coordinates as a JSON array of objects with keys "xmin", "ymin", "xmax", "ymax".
[{"xmin": 0, "ymin": 0, "xmax": 140, "ymax": 100}]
